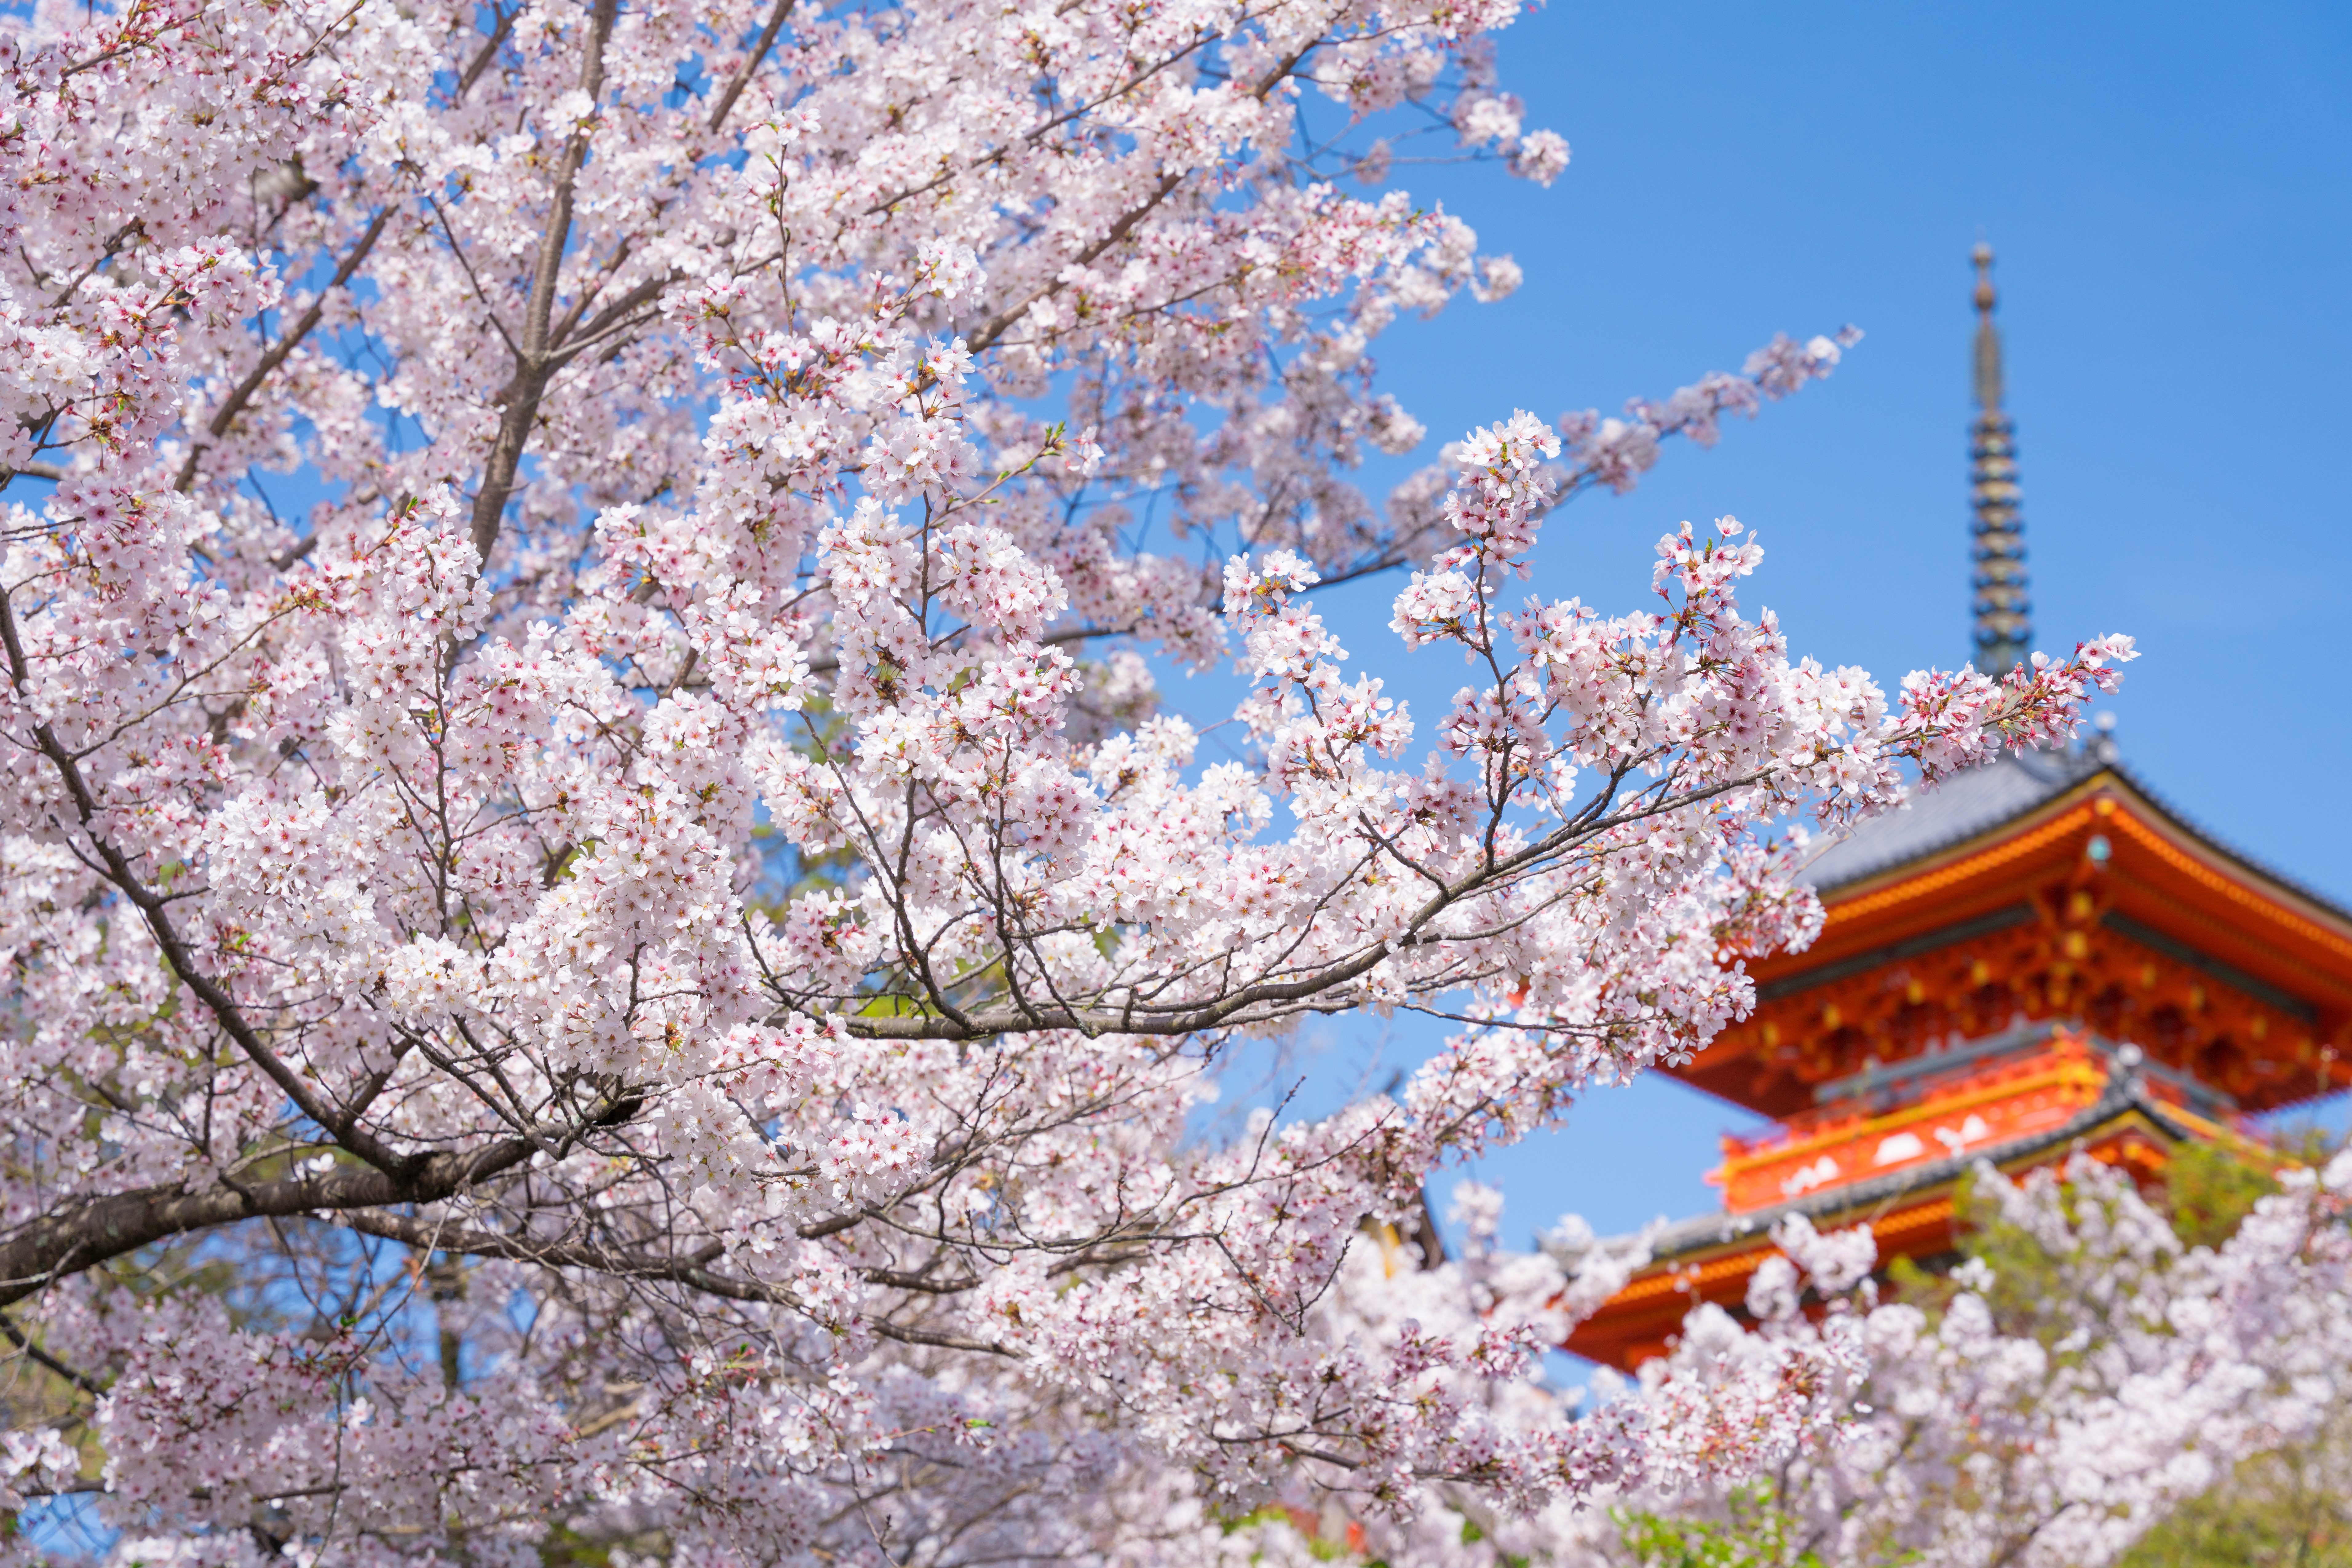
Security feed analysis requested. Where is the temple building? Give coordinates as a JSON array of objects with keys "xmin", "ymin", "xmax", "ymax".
[{"xmin": 1562, "ymin": 247, "xmax": 2352, "ymax": 1372}]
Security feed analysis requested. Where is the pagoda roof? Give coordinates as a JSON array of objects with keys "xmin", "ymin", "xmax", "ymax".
[
  {"xmin": 1563, "ymin": 754, "xmax": 2352, "ymax": 1368},
  {"xmin": 1666, "ymin": 743, "xmax": 2352, "ymax": 1118},
  {"xmin": 1555, "ymin": 1066, "xmax": 2212, "ymax": 1370},
  {"xmin": 1804, "ymin": 743, "xmax": 2352, "ymax": 924},
  {"xmin": 1578, "ymin": 1066, "xmax": 2200, "ymax": 1270},
  {"xmin": 1804, "ymin": 746, "xmax": 2105, "ymax": 893}
]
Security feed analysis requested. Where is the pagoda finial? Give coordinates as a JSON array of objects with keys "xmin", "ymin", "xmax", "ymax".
[
  {"xmin": 1969, "ymin": 241, "xmax": 2029, "ymax": 675},
  {"xmin": 1972, "ymin": 242, "xmax": 2002, "ymax": 409}
]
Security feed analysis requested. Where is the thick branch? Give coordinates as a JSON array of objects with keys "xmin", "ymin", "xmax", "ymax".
[
  {"xmin": 468, "ymin": 0, "xmax": 619, "ymax": 564},
  {"xmin": 0, "ymin": 1138, "xmax": 541, "ymax": 1310},
  {"xmin": 965, "ymin": 171, "xmax": 1183, "ymax": 354},
  {"xmin": 455, "ymin": 4, "xmax": 517, "ymax": 101},
  {"xmin": 705, "ymin": 0, "xmax": 795, "ymax": 134}
]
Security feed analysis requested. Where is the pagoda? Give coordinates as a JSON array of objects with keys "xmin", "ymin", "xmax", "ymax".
[{"xmin": 1562, "ymin": 247, "xmax": 2352, "ymax": 1372}]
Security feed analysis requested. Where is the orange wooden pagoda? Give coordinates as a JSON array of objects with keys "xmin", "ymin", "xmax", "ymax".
[{"xmin": 1562, "ymin": 248, "xmax": 2352, "ymax": 1372}]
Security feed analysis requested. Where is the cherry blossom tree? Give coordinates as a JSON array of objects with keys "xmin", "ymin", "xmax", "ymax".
[
  {"xmin": 0, "ymin": 0, "xmax": 2135, "ymax": 1558},
  {"xmin": 1552, "ymin": 1150, "xmax": 2352, "ymax": 1568}
]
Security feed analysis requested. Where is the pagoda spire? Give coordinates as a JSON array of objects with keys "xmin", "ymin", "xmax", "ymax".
[{"xmin": 1969, "ymin": 242, "xmax": 2030, "ymax": 675}]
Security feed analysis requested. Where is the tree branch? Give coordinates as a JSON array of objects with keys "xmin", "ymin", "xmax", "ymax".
[
  {"xmin": 0, "ymin": 1135, "xmax": 546, "ymax": 1311},
  {"xmin": 175, "ymin": 206, "xmax": 393, "ymax": 494},
  {"xmin": 468, "ymin": 0, "xmax": 620, "ymax": 565},
  {"xmin": 705, "ymin": 0, "xmax": 795, "ymax": 135}
]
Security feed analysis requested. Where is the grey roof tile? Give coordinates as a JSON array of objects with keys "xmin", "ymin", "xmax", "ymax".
[
  {"xmin": 1801, "ymin": 746, "xmax": 2105, "ymax": 893},
  {"xmin": 1799, "ymin": 746, "xmax": 2352, "ymax": 925}
]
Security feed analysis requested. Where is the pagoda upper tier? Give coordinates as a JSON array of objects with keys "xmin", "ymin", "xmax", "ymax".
[
  {"xmin": 1556, "ymin": 249, "xmax": 2352, "ymax": 1375},
  {"xmin": 1559, "ymin": 742, "xmax": 2352, "ymax": 1372},
  {"xmin": 1672, "ymin": 744, "xmax": 2352, "ymax": 1120}
]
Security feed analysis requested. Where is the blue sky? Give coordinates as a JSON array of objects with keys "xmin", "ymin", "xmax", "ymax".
[{"xmin": 1171, "ymin": 0, "xmax": 2352, "ymax": 1245}]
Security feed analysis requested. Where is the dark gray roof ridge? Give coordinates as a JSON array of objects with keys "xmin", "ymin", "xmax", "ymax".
[{"xmin": 1800, "ymin": 745, "xmax": 2102, "ymax": 894}]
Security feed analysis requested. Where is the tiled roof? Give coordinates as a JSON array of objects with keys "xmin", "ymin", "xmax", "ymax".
[
  {"xmin": 1801, "ymin": 746, "xmax": 2106, "ymax": 893},
  {"xmin": 1799, "ymin": 743, "xmax": 2352, "ymax": 924}
]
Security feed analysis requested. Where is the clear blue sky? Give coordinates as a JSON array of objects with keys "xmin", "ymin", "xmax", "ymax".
[{"xmin": 1176, "ymin": 0, "xmax": 2352, "ymax": 1247}]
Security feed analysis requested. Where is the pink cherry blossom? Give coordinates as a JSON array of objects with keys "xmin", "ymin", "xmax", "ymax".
[
  {"xmin": 1538, "ymin": 1153, "xmax": 2352, "ymax": 1568},
  {"xmin": 0, "ymin": 0, "xmax": 2155, "ymax": 1560}
]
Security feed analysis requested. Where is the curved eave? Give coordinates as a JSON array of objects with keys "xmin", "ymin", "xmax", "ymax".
[
  {"xmin": 1560, "ymin": 1082, "xmax": 2199, "ymax": 1370},
  {"xmin": 1814, "ymin": 767, "xmax": 2352, "ymax": 1013},
  {"xmin": 1627, "ymin": 1084, "xmax": 2201, "ymax": 1269}
]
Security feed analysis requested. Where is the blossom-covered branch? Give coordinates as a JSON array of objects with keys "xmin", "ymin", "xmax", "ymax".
[{"xmin": 0, "ymin": 0, "xmax": 2133, "ymax": 1559}]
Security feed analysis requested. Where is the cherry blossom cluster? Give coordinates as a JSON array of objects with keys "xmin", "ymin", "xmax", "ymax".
[
  {"xmin": 1551, "ymin": 330, "xmax": 1864, "ymax": 497},
  {"xmin": 1516, "ymin": 1152, "xmax": 2352, "ymax": 1568},
  {"xmin": 0, "ymin": 0, "xmax": 2140, "ymax": 1559}
]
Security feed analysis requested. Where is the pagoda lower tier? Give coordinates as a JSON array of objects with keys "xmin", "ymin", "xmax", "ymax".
[
  {"xmin": 1708, "ymin": 1023, "xmax": 2227, "ymax": 1212},
  {"xmin": 1562, "ymin": 1026, "xmax": 2240, "ymax": 1369},
  {"xmin": 1561, "ymin": 748, "xmax": 2352, "ymax": 1372}
]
